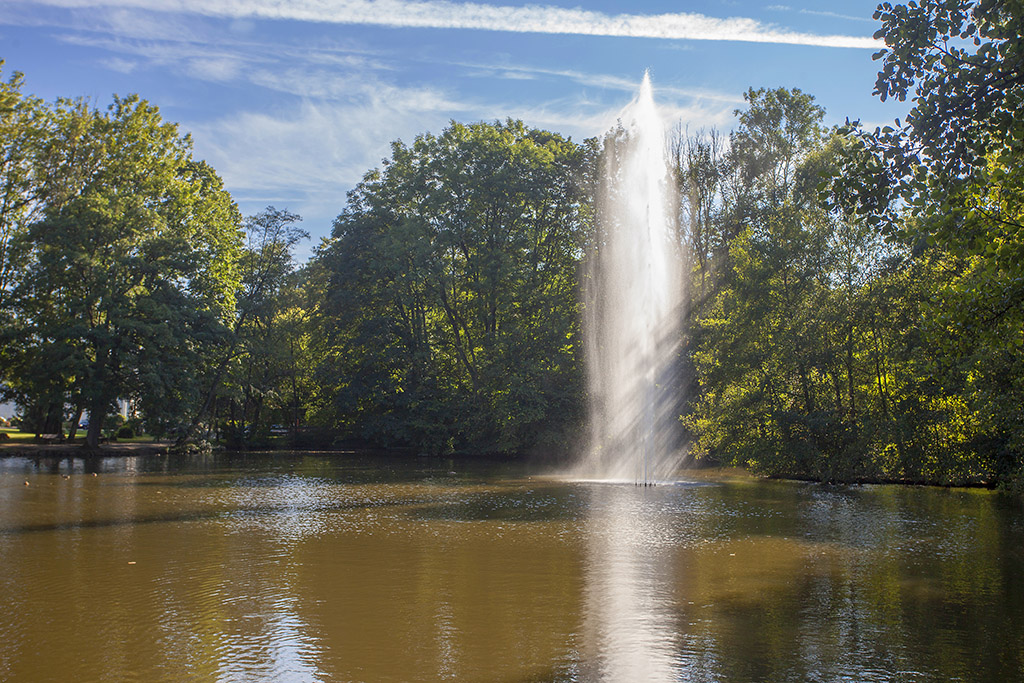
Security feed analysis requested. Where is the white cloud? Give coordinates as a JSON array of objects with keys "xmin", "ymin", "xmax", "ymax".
[
  {"xmin": 57, "ymin": 15, "xmax": 742, "ymax": 124},
  {"xmin": 799, "ymin": 9, "xmax": 876, "ymax": 24},
  {"xmin": 30, "ymin": 0, "xmax": 879, "ymax": 48},
  {"xmin": 54, "ymin": 30, "xmax": 400, "ymax": 104},
  {"xmin": 189, "ymin": 77, "xmax": 734, "ymax": 203},
  {"xmin": 766, "ymin": 5, "xmax": 875, "ymax": 24},
  {"xmin": 187, "ymin": 56, "xmax": 243, "ymax": 81},
  {"xmin": 449, "ymin": 61, "xmax": 747, "ymax": 104},
  {"xmin": 94, "ymin": 6, "xmax": 207, "ymax": 42},
  {"xmin": 99, "ymin": 56, "xmax": 137, "ymax": 73},
  {"xmin": 185, "ymin": 91, "xmax": 466, "ymax": 233},
  {"xmin": 56, "ymin": 32, "xmax": 265, "ymax": 71}
]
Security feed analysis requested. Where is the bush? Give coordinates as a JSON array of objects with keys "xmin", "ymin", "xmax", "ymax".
[{"xmin": 116, "ymin": 426, "xmax": 135, "ymax": 439}]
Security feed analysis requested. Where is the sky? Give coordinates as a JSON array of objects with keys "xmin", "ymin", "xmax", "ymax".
[{"xmin": 0, "ymin": 0, "xmax": 910, "ymax": 256}]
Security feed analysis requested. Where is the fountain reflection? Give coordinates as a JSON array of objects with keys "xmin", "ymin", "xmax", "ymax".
[{"xmin": 580, "ymin": 484, "xmax": 681, "ymax": 681}]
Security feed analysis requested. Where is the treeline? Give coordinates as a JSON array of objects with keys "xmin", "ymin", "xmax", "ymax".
[
  {"xmin": 681, "ymin": 0, "xmax": 1023, "ymax": 487},
  {"xmin": 0, "ymin": 71, "xmax": 309, "ymax": 449},
  {"xmin": 1, "ymin": 0, "xmax": 1021, "ymax": 489},
  {"xmin": 0, "ymin": 68, "xmax": 586, "ymax": 455}
]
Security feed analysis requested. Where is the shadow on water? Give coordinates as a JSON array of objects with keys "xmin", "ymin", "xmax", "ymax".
[
  {"xmin": 1, "ymin": 452, "xmax": 583, "ymax": 534},
  {"xmin": 410, "ymin": 485, "xmax": 585, "ymax": 523},
  {"xmin": 2, "ymin": 449, "xmax": 533, "ymax": 483},
  {"xmin": 0, "ymin": 496, "xmax": 425, "ymax": 536}
]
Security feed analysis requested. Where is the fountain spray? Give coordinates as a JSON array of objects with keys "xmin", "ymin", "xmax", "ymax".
[{"xmin": 575, "ymin": 71, "xmax": 685, "ymax": 485}]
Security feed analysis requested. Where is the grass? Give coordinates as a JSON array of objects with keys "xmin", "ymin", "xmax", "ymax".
[
  {"xmin": 0, "ymin": 428, "xmax": 161, "ymax": 444},
  {"xmin": 117, "ymin": 434, "xmax": 158, "ymax": 443},
  {"xmin": 0, "ymin": 428, "xmax": 42, "ymax": 443}
]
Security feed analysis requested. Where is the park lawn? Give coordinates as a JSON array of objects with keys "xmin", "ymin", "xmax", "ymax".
[
  {"xmin": 117, "ymin": 434, "xmax": 158, "ymax": 443},
  {"xmin": 0, "ymin": 429, "xmax": 161, "ymax": 444},
  {"xmin": 0, "ymin": 429, "xmax": 39, "ymax": 443}
]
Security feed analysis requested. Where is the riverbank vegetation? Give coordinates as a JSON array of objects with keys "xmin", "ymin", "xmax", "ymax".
[{"xmin": 1, "ymin": 1, "xmax": 1021, "ymax": 489}]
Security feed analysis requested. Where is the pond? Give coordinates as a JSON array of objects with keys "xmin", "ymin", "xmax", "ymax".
[{"xmin": 1, "ymin": 452, "xmax": 1022, "ymax": 682}]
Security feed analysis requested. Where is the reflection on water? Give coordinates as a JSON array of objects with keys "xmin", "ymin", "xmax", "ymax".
[
  {"xmin": 1, "ymin": 454, "xmax": 1022, "ymax": 682},
  {"xmin": 580, "ymin": 485, "xmax": 680, "ymax": 682}
]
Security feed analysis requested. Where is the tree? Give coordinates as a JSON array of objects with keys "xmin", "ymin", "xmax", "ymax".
[
  {"xmin": 313, "ymin": 120, "xmax": 589, "ymax": 454},
  {"xmin": 684, "ymin": 89, "xmax": 901, "ymax": 481},
  {"xmin": 672, "ymin": 126, "xmax": 728, "ymax": 304},
  {"xmin": 208, "ymin": 207, "xmax": 309, "ymax": 449},
  {"xmin": 730, "ymin": 87, "xmax": 825, "ymax": 203},
  {"xmin": 0, "ymin": 64, "xmax": 49, "ymax": 415},
  {"xmin": 677, "ymin": 78, "xmax": 998, "ymax": 483},
  {"xmin": 9, "ymin": 94, "xmax": 242, "ymax": 448},
  {"xmin": 0, "ymin": 63, "xmax": 47, "ymax": 306},
  {"xmin": 837, "ymin": 0, "xmax": 1024, "ymax": 486}
]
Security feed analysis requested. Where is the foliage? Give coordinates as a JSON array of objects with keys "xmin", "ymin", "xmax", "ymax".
[
  {"xmin": 0, "ymin": 62, "xmax": 47, "ymax": 307},
  {"xmin": 311, "ymin": 120, "xmax": 589, "ymax": 454},
  {"xmin": 212, "ymin": 207, "xmax": 310, "ymax": 449},
  {"xmin": 680, "ymin": 83, "xmax": 1003, "ymax": 485},
  {"xmin": 829, "ymin": 0, "xmax": 1024, "ymax": 485},
  {"xmin": 4, "ymin": 93, "xmax": 242, "ymax": 446},
  {"xmin": 0, "ymin": 63, "xmax": 49, "ymax": 420},
  {"xmin": 682, "ymin": 88, "xmax": 861, "ymax": 479}
]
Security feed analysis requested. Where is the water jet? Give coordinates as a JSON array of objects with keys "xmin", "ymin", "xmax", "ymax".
[{"xmin": 574, "ymin": 72, "xmax": 685, "ymax": 485}]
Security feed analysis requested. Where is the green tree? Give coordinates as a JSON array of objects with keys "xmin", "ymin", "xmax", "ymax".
[
  {"xmin": 0, "ymin": 63, "xmax": 47, "ymax": 305},
  {"xmin": 9, "ymin": 94, "xmax": 242, "ymax": 448},
  {"xmin": 672, "ymin": 126, "xmax": 728, "ymax": 305},
  {"xmin": 313, "ymin": 120, "xmax": 589, "ymax": 454},
  {"xmin": 210, "ymin": 207, "xmax": 309, "ymax": 449},
  {"xmin": 685, "ymin": 88, "xmax": 891, "ymax": 481},
  {"xmin": 838, "ymin": 0, "xmax": 1024, "ymax": 486},
  {"xmin": 0, "ymin": 63, "xmax": 49, "ymax": 419}
]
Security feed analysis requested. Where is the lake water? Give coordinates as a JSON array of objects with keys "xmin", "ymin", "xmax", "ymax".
[{"xmin": 1, "ymin": 452, "xmax": 1022, "ymax": 682}]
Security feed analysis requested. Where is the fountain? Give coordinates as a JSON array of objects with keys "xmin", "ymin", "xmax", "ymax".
[{"xmin": 575, "ymin": 72, "xmax": 685, "ymax": 485}]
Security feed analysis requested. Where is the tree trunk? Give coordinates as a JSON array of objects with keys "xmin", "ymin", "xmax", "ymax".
[
  {"xmin": 845, "ymin": 325, "xmax": 857, "ymax": 416},
  {"xmin": 84, "ymin": 345, "xmax": 113, "ymax": 449},
  {"xmin": 85, "ymin": 410, "xmax": 105, "ymax": 450},
  {"xmin": 43, "ymin": 402, "xmax": 64, "ymax": 438},
  {"xmin": 67, "ymin": 406, "xmax": 84, "ymax": 442}
]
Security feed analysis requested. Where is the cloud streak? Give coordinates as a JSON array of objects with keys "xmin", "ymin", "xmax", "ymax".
[
  {"xmin": 767, "ymin": 5, "xmax": 876, "ymax": 24},
  {"xmin": 188, "ymin": 84, "xmax": 736, "ymax": 251},
  {"xmin": 448, "ymin": 61, "xmax": 748, "ymax": 103},
  {"xmin": 32, "ymin": 0, "xmax": 878, "ymax": 48}
]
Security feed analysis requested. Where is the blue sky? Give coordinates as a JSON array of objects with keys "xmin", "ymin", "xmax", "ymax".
[{"xmin": 0, "ymin": 0, "xmax": 908, "ymax": 254}]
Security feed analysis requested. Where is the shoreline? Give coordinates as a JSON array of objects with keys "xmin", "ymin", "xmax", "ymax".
[
  {"xmin": 0, "ymin": 441, "xmax": 172, "ymax": 457},
  {"xmin": 0, "ymin": 441, "xmax": 1006, "ymax": 492}
]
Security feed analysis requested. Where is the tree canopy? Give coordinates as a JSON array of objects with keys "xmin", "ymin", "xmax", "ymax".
[
  {"xmin": 1, "ymin": 87, "xmax": 243, "ymax": 447},
  {"xmin": 831, "ymin": 0, "xmax": 1024, "ymax": 487},
  {"xmin": 310, "ymin": 120, "xmax": 589, "ymax": 454},
  {"xmin": 2, "ymin": 7, "xmax": 1023, "ymax": 492}
]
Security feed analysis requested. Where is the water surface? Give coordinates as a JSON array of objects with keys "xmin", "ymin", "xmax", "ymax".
[{"xmin": 1, "ymin": 453, "xmax": 1021, "ymax": 682}]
